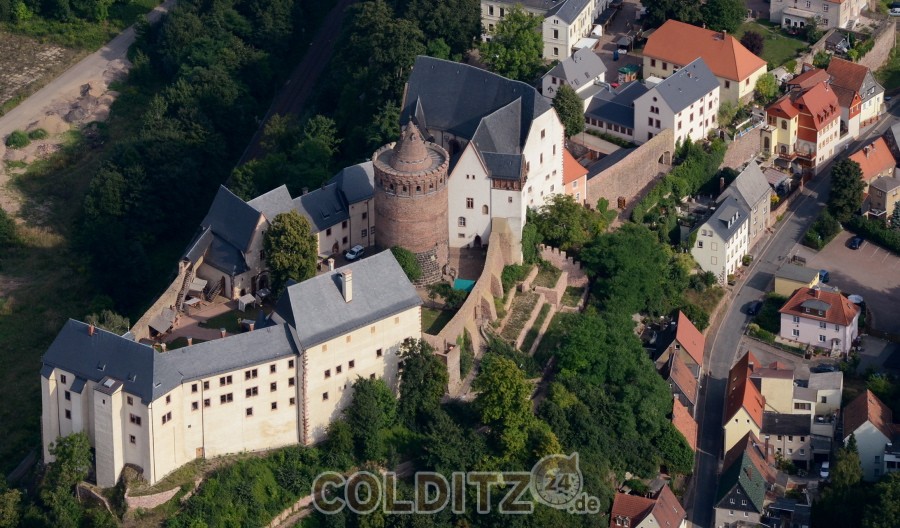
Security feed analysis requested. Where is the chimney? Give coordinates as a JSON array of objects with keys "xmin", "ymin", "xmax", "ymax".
[
  {"xmin": 187, "ymin": 337, "xmax": 193, "ymax": 346},
  {"xmin": 220, "ymin": 328, "xmax": 227, "ymax": 339},
  {"xmin": 813, "ymin": 288, "xmax": 819, "ymax": 298},
  {"xmin": 161, "ymin": 342, "xmax": 167, "ymax": 352},
  {"xmin": 302, "ymin": 187, "xmax": 309, "ymax": 195},
  {"xmin": 719, "ymin": 176, "xmax": 726, "ymax": 193},
  {"xmin": 88, "ymin": 324, "xmax": 95, "ymax": 337},
  {"xmin": 249, "ymin": 322, "xmax": 255, "ymax": 332},
  {"xmin": 340, "ymin": 270, "xmax": 353, "ymax": 303},
  {"xmin": 864, "ymin": 145, "xmax": 870, "ymax": 158}
]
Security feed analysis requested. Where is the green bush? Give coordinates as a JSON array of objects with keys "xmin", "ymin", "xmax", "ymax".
[
  {"xmin": 803, "ymin": 211, "xmax": 842, "ymax": 249},
  {"xmin": 458, "ymin": 329, "xmax": 474, "ymax": 378},
  {"xmin": 390, "ymin": 246, "xmax": 422, "ymax": 282},
  {"xmin": 27, "ymin": 128, "xmax": 48, "ymax": 140},
  {"xmin": 847, "ymin": 216, "xmax": 900, "ymax": 255},
  {"xmin": 426, "ymin": 282, "xmax": 468, "ymax": 309},
  {"xmin": 4, "ymin": 130, "xmax": 30, "ymax": 149},
  {"xmin": 501, "ymin": 264, "xmax": 531, "ymax": 293},
  {"xmin": 0, "ymin": 208, "xmax": 18, "ymax": 248}
]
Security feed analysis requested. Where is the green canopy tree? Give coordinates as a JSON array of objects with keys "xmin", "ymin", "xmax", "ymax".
[
  {"xmin": 405, "ymin": 0, "xmax": 480, "ymax": 55},
  {"xmin": 345, "ymin": 377, "xmax": 397, "ymax": 462},
  {"xmin": 84, "ymin": 310, "xmax": 130, "ymax": 335},
  {"xmin": 890, "ymin": 202, "xmax": 900, "ymax": 229},
  {"xmin": 480, "ymin": 5, "xmax": 543, "ymax": 82},
  {"xmin": 473, "ymin": 354, "xmax": 534, "ymax": 459},
  {"xmin": 41, "ymin": 433, "xmax": 92, "ymax": 528},
  {"xmin": 643, "ymin": 0, "xmax": 702, "ymax": 28},
  {"xmin": 755, "ymin": 73, "xmax": 778, "ymax": 104},
  {"xmin": 397, "ymin": 338, "xmax": 448, "ymax": 428},
  {"xmin": 863, "ymin": 472, "xmax": 900, "ymax": 528},
  {"xmin": 700, "ymin": 0, "xmax": 745, "ymax": 33},
  {"xmin": 553, "ymin": 84, "xmax": 585, "ymax": 138},
  {"xmin": 740, "ymin": 30, "xmax": 764, "ymax": 56},
  {"xmin": 828, "ymin": 159, "xmax": 865, "ymax": 223},
  {"xmin": 832, "ymin": 437, "xmax": 863, "ymax": 491},
  {"xmin": 264, "ymin": 211, "xmax": 318, "ymax": 295},
  {"xmin": 0, "ymin": 485, "xmax": 21, "ymax": 528},
  {"xmin": 366, "ymin": 100, "xmax": 401, "ymax": 152}
]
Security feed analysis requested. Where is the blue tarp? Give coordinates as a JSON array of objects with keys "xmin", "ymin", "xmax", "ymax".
[{"xmin": 453, "ymin": 279, "xmax": 476, "ymax": 292}]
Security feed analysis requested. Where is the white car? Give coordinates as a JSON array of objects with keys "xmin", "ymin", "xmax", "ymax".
[
  {"xmin": 344, "ymin": 245, "xmax": 365, "ymax": 261},
  {"xmin": 891, "ymin": 8, "xmax": 900, "ymax": 16},
  {"xmin": 820, "ymin": 461, "xmax": 830, "ymax": 479}
]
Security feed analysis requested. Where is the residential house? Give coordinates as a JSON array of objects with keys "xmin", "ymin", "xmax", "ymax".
[
  {"xmin": 806, "ymin": 371, "xmax": 844, "ymax": 416},
  {"xmin": 773, "ymin": 264, "xmax": 821, "ymax": 297},
  {"xmin": 761, "ymin": 79, "xmax": 841, "ymax": 175},
  {"xmin": 672, "ymin": 398, "xmax": 698, "ymax": 451},
  {"xmin": 691, "ymin": 195, "xmax": 750, "ymax": 284},
  {"xmin": 842, "ymin": 390, "xmax": 897, "ymax": 481},
  {"xmin": 584, "ymin": 81, "xmax": 647, "ymax": 142},
  {"xmin": 868, "ymin": 173, "xmax": 900, "ymax": 223},
  {"xmin": 609, "ymin": 485, "xmax": 687, "ymax": 528},
  {"xmin": 662, "ymin": 353, "xmax": 699, "ymax": 416},
  {"xmin": 714, "ymin": 431, "xmax": 770, "ymax": 528},
  {"xmin": 481, "ymin": 0, "xmax": 605, "ymax": 60},
  {"xmin": 562, "ymin": 148, "xmax": 588, "ymax": 205},
  {"xmin": 41, "ymin": 252, "xmax": 422, "ymax": 487},
  {"xmin": 761, "ymin": 413, "xmax": 813, "ymax": 469},
  {"xmin": 750, "ymin": 361, "xmax": 796, "ymax": 414},
  {"xmin": 770, "ymin": 0, "xmax": 867, "ymax": 30},
  {"xmin": 718, "ymin": 161, "xmax": 774, "ymax": 249},
  {"xmin": 778, "ymin": 286, "xmax": 860, "ymax": 355},
  {"xmin": 654, "ymin": 311, "xmax": 706, "ymax": 378},
  {"xmin": 723, "ymin": 351, "xmax": 766, "ymax": 453},
  {"xmin": 882, "ymin": 122, "xmax": 900, "ymax": 161},
  {"xmin": 828, "ymin": 57, "xmax": 884, "ymax": 129},
  {"xmin": 402, "ymin": 56, "xmax": 566, "ymax": 247},
  {"xmin": 541, "ymin": 47, "xmax": 607, "ymax": 100},
  {"xmin": 633, "ymin": 58, "xmax": 721, "ymax": 146},
  {"xmin": 642, "ymin": 20, "xmax": 767, "ymax": 104}
]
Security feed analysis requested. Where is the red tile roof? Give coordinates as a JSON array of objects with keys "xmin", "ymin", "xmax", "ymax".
[
  {"xmin": 778, "ymin": 287, "xmax": 861, "ymax": 327},
  {"xmin": 675, "ymin": 310, "xmax": 705, "ymax": 366},
  {"xmin": 672, "ymin": 399, "xmax": 698, "ymax": 451},
  {"xmin": 667, "ymin": 353, "xmax": 698, "ymax": 406},
  {"xmin": 643, "ymin": 20, "xmax": 766, "ymax": 82},
  {"xmin": 796, "ymin": 82, "xmax": 840, "ymax": 132},
  {"xmin": 609, "ymin": 486, "xmax": 686, "ymax": 528},
  {"xmin": 653, "ymin": 485, "xmax": 687, "ymax": 528},
  {"xmin": 827, "ymin": 57, "xmax": 870, "ymax": 94},
  {"xmin": 767, "ymin": 94, "xmax": 800, "ymax": 119},
  {"xmin": 843, "ymin": 389, "xmax": 894, "ymax": 441},
  {"xmin": 563, "ymin": 148, "xmax": 588, "ymax": 185},
  {"xmin": 724, "ymin": 351, "xmax": 765, "ymax": 427},
  {"xmin": 786, "ymin": 68, "xmax": 830, "ymax": 91},
  {"xmin": 722, "ymin": 431, "xmax": 775, "ymax": 484},
  {"xmin": 848, "ymin": 137, "xmax": 895, "ymax": 184}
]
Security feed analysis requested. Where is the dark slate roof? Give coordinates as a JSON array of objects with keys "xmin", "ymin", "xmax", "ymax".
[
  {"xmin": 42, "ymin": 320, "xmax": 300, "ymax": 403},
  {"xmin": 274, "ymin": 251, "xmax": 422, "ymax": 348},
  {"xmin": 586, "ymin": 148, "xmax": 635, "ymax": 179},
  {"xmin": 472, "ymin": 99, "xmax": 523, "ymax": 155},
  {"xmin": 482, "ymin": 152, "xmax": 524, "ymax": 180},
  {"xmin": 584, "ymin": 82, "xmax": 648, "ymax": 129},
  {"xmin": 183, "ymin": 227, "xmax": 214, "ymax": 264},
  {"xmin": 775, "ymin": 264, "xmax": 820, "ymax": 283},
  {"xmin": 43, "ymin": 320, "xmax": 157, "ymax": 403},
  {"xmin": 544, "ymin": 47, "xmax": 607, "ymax": 86},
  {"xmin": 248, "ymin": 185, "xmax": 295, "ymax": 223},
  {"xmin": 205, "ymin": 235, "xmax": 249, "ymax": 275},
  {"xmin": 330, "ymin": 162, "xmax": 375, "ymax": 204},
  {"xmin": 871, "ymin": 176, "xmax": 900, "ymax": 193},
  {"xmin": 548, "ymin": 0, "xmax": 592, "ymax": 24},
  {"xmin": 402, "ymin": 56, "xmax": 552, "ymax": 149},
  {"xmin": 761, "ymin": 412, "xmax": 811, "ymax": 435},
  {"xmin": 648, "ymin": 58, "xmax": 719, "ymax": 114},
  {"xmin": 200, "ymin": 186, "xmax": 261, "ymax": 252},
  {"xmin": 704, "ymin": 195, "xmax": 749, "ymax": 241},
  {"xmin": 716, "ymin": 450, "xmax": 766, "ymax": 512},
  {"xmin": 720, "ymin": 162, "xmax": 772, "ymax": 210},
  {"xmin": 294, "ymin": 183, "xmax": 349, "ymax": 232},
  {"xmin": 70, "ymin": 377, "xmax": 86, "ymax": 394}
]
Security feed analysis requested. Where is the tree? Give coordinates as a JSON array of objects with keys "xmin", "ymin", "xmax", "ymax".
[
  {"xmin": 419, "ymin": 410, "xmax": 487, "ymax": 473},
  {"xmin": 832, "ymin": 440, "xmax": 863, "ymax": 492},
  {"xmin": 390, "ymin": 246, "xmax": 422, "ymax": 282},
  {"xmin": 700, "ymin": 0, "xmax": 745, "ymax": 33},
  {"xmin": 41, "ymin": 433, "xmax": 92, "ymax": 528},
  {"xmin": 828, "ymin": 159, "xmax": 865, "ymax": 223},
  {"xmin": 84, "ymin": 310, "xmax": 130, "ymax": 335},
  {"xmin": 425, "ymin": 37, "xmax": 451, "ymax": 59},
  {"xmin": 345, "ymin": 377, "xmax": 397, "ymax": 462},
  {"xmin": 740, "ymin": 30, "xmax": 764, "ymax": 56},
  {"xmin": 804, "ymin": 17, "xmax": 823, "ymax": 44},
  {"xmin": 405, "ymin": 0, "xmax": 480, "ymax": 56},
  {"xmin": 863, "ymin": 472, "xmax": 900, "ymax": 528},
  {"xmin": 366, "ymin": 100, "xmax": 401, "ymax": 152},
  {"xmin": 0, "ymin": 486, "xmax": 20, "ymax": 528},
  {"xmin": 643, "ymin": 0, "xmax": 702, "ymax": 28},
  {"xmin": 552, "ymin": 84, "xmax": 585, "ymax": 138},
  {"xmin": 397, "ymin": 338, "xmax": 448, "ymax": 428},
  {"xmin": 264, "ymin": 211, "xmax": 318, "ymax": 295},
  {"xmin": 531, "ymin": 194, "xmax": 610, "ymax": 252},
  {"xmin": 813, "ymin": 50, "xmax": 832, "ymax": 69},
  {"xmin": 473, "ymin": 354, "xmax": 534, "ymax": 459},
  {"xmin": 755, "ymin": 73, "xmax": 778, "ymax": 104},
  {"xmin": 890, "ymin": 202, "xmax": 900, "ymax": 229},
  {"xmin": 480, "ymin": 5, "xmax": 543, "ymax": 82}
]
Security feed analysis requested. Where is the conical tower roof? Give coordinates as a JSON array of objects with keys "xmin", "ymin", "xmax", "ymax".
[{"xmin": 390, "ymin": 122, "xmax": 432, "ymax": 172}]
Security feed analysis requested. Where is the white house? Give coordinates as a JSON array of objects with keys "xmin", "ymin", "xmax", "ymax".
[
  {"xmin": 541, "ymin": 47, "xmax": 607, "ymax": 100},
  {"xmin": 843, "ymin": 390, "xmax": 897, "ymax": 481},
  {"xmin": 778, "ymin": 286, "xmax": 860, "ymax": 355},
  {"xmin": 41, "ymin": 252, "xmax": 422, "ymax": 487},
  {"xmin": 718, "ymin": 162, "xmax": 774, "ymax": 250},
  {"xmin": 691, "ymin": 195, "xmax": 750, "ymax": 284},
  {"xmin": 633, "ymin": 58, "xmax": 720, "ymax": 146},
  {"xmin": 770, "ymin": 0, "xmax": 867, "ymax": 31},
  {"xmin": 481, "ymin": 0, "xmax": 605, "ymax": 60}
]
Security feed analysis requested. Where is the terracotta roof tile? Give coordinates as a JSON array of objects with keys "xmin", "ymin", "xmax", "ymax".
[
  {"xmin": 778, "ymin": 287, "xmax": 861, "ymax": 327},
  {"xmin": 665, "ymin": 353, "xmax": 698, "ymax": 406},
  {"xmin": 563, "ymin": 148, "xmax": 588, "ymax": 185},
  {"xmin": 786, "ymin": 68, "xmax": 830, "ymax": 91},
  {"xmin": 652, "ymin": 485, "xmax": 687, "ymax": 528},
  {"xmin": 768, "ymin": 94, "xmax": 800, "ymax": 119},
  {"xmin": 724, "ymin": 351, "xmax": 765, "ymax": 427},
  {"xmin": 675, "ymin": 310, "xmax": 705, "ymax": 365},
  {"xmin": 796, "ymin": 82, "xmax": 840, "ymax": 132},
  {"xmin": 848, "ymin": 137, "xmax": 896, "ymax": 183},
  {"xmin": 827, "ymin": 57, "xmax": 869, "ymax": 94},
  {"xmin": 843, "ymin": 389, "xmax": 894, "ymax": 441},
  {"xmin": 609, "ymin": 493, "xmax": 655, "ymax": 527},
  {"xmin": 672, "ymin": 399, "xmax": 698, "ymax": 451},
  {"xmin": 643, "ymin": 20, "xmax": 766, "ymax": 82}
]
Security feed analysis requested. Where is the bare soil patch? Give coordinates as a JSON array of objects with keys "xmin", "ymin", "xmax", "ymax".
[{"xmin": 0, "ymin": 30, "xmax": 80, "ymax": 110}]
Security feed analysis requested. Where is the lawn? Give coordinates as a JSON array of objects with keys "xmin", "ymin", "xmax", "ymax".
[
  {"xmin": 168, "ymin": 336, "xmax": 207, "ymax": 350},
  {"xmin": 877, "ymin": 45, "xmax": 900, "ymax": 91},
  {"xmin": 200, "ymin": 307, "xmax": 269, "ymax": 334},
  {"xmin": 422, "ymin": 307, "xmax": 455, "ymax": 335},
  {"xmin": 734, "ymin": 21, "xmax": 809, "ymax": 68},
  {"xmin": 500, "ymin": 292, "xmax": 540, "ymax": 342},
  {"xmin": 561, "ymin": 286, "xmax": 584, "ymax": 307},
  {"xmin": 520, "ymin": 303, "xmax": 552, "ymax": 353},
  {"xmin": 532, "ymin": 264, "xmax": 562, "ymax": 288}
]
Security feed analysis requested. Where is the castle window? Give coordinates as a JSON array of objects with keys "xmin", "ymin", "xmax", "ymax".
[
  {"xmin": 362, "ymin": 212, "xmax": 367, "ymax": 220},
  {"xmin": 127, "ymin": 396, "xmax": 133, "ymax": 405},
  {"xmin": 65, "ymin": 409, "xmax": 71, "ymax": 419},
  {"xmin": 166, "ymin": 395, "xmax": 171, "ymax": 404},
  {"xmin": 416, "ymin": 186, "xmax": 421, "ymax": 193},
  {"xmin": 326, "ymin": 228, "xmax": 332, "ymax": 236},
  {"xmin": 290, "ymin": 397, "xmax": 296, "ymax": 405},
  {"xmin": 377, "ymin": 348, "xmax": 383, "ymax": 358},
  {"xmin": 221, "ymin": 393, "xmax": 234, "ymax": 404},
  {"xmin": 508, "ymin": 197, "xmax": 513, "ymax": 203},
  {"xmin": 458, "ymin": 217, "xmax": 467, "ymax": 227},
  {"xmin": 349, "ymin": 360, "xmax": 355, "ymax": 369},
  {"xmin": 270, "ymin": 364, "xmax": 276, "ymax": 374},
  {"xmin": 288, "ymin": 377, "xmax": 295, "ymax": 387},
  {"xmin": 541, "ymin": 129, "xmax": 546, "ymax": 139},
  {"xmin": 191, "ymin": 384, "xmax": 198, "ymax": 393},
  {"xmin": 362, "ymin": 229, "xmax": 367, "ymax": 237},
  {"xmin": 130, "ymin": 414, "xmax": 141, "ymax": 425},
  {"xmin": 325, "ymin": 369, "xmax": 331, "ymax": 379},
  {"xmin": 246, "ymin": 407, "xmax": 254, "ymax": 417},
  {"xmin": 322, "ymin": 392, "xmax": 329, "ymax": 401},
  {"xmin": 288, "ymin": 359, "xmax": 294, "ymax": 368},
  {"xmin": 65, "ymin": 391, "xmax": 70, "ymax": 401},
  {"xmin": 60, "ymin": 374, "xmax": 67, "ymax": 384},
  {"xmin": 336, "ymin": 365, "xmax": 343, "ymax": 374},
  {"xmin": 220, "ymin": 375, "xmax": 232, "ymax": 386},
  {"xmin": 271, "ymin": 382, "xmax": 277, "ymax": 392},
  {"xmin": 192, "ymin": 401, "xmax": 199, "ymax": 411},
  {"xmin": 245, "ymin": 369, "xmax": 258, "ymax": 380},
  {"xmin": 271, "ymin": 402, "xmax": 278, "ymax": 411},
  {"xmin": 204, "ymin": 399, "xmax": 210, "ymax": 407},
  {"xmin": 203, "ymin": 381, "xmax": 209, "ymax": 390},
  {"xmin": 402, "ymin": 186, "xmax": 407, "ymax": 193},
  {"xmin": 466, "ymin": 198, "xmax": 474, "ymax": 209},
  {"xmin": 482, "ymin": 205, "xmax": 489, "ymax": 215},
  {"xmin": 161, "ymin": 412, "xmax": 172, "ymax": 425},
  {"xmin": 129, "ymin": 435, "xmax": 136, "ymax": 444},
  {"xmin": 246, "ymin": 387, "xmax": 259, "ymax": 397},
  {"xmin": 342, "ymin": 221, "xmax": 347, "ymax": 229}
]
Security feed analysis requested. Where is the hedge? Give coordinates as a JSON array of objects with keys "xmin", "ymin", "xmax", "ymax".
[{"xmin": 847, "ymin": 216, "xmax": 900, "ymax": 255}]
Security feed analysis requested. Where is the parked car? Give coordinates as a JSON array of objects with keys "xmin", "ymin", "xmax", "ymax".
[
  {"xmin": 892, "ymin": 2, "xmax": 900, "ymax": 15},
  {"xmin": 819, "ymin": 269, "xmax": 830, "ymax": 283},
  {"xmin": 820, "ymin": 461, "xmax": 830, "ymax": 480},
  {"xmin": 811, "ymin": 363, "xmax": 838, "ymax": 373},
  {"xmin": 747, "ymin": 300, "xmax": 763, "ymax": 316},
  {"xmin": 848, "ymin": 235, "xmax": 864, "ymax": 250},
  {"xmin": 344, "ymin": 245, "xmax": 365, "ymax": 261}
]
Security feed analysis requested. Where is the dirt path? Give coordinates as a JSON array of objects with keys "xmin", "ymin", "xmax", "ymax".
[{"xmin": 0, "ymin": 0, "xmax": 176, "ymax": 214}]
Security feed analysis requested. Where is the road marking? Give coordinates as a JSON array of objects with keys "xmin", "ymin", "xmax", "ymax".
[
  {"xmin": 883, "ymin": 252, "xmax": 891, "ymax": 264},
  {"xmin": 871, "ymin": 247, "xmax": 880, "ymax": 259}
]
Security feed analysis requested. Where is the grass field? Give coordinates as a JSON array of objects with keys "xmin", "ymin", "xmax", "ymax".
[
  {"xmin": 422, "ymin": 307, "xmax": 455, "ymax": 335},
  {"xmin": 734, "ymin": 21, "xmax": 809, "ymax": 68}
]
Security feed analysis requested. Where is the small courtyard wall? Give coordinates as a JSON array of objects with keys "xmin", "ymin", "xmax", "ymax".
[
  {"xmin": 586, "ymin": 128, "xmax": 673, "ymax": 214},
  {"xmin": 130, "ymin": 261, "xmax": 189, "ymax": 342},
  {"xmin": 857, "ymin": 19, "xmax": 896, "ymax": 72},
  {"xmin": 539, "ymin": 245, "xmax": 588, "ymax": 288},
  {"xmin": 534, "ymin": 272, "xmax": 567, "ymax": 307}
]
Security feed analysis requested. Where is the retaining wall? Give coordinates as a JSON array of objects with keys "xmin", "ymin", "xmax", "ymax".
[
  {"xmin": 858, "ymin": 19, "xmax": 896, "ymax": 72},
  {"xmin": 538, "ymin": 245, "xmax": 588, "ymax": 288},
  {"xmin": 130, "ymin": 260, "xmax": 188, "ymax": 342}
]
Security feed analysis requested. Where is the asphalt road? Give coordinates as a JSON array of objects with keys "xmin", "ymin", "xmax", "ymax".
[
  {"xmin": 688, "ymin": 103, "xmax": 900, "ymax": 528},
  {"xmin": 237, "ymin": 0, "xmax": 355, "ymax": 165},
  {"xmin": 0, "ymin": 0, "xmax": 174, "ymax": 142}
]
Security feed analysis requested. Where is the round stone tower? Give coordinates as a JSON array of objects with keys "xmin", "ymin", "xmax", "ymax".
[{"xmin": 373, "ymin": 122, "xmax": 450, "ymax": 284}]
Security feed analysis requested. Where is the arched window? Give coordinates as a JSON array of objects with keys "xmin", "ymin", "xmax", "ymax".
[
  {"xmin": 416, "ymin": 185, "xmax": 421, "ymax": 193},
  {"xmin": 458, "ymin": 217, "xmax": 466, "ymax": 227},
  {"xmin": 482, "ymin": 205, "xmax": 489, "ymax": 215}
]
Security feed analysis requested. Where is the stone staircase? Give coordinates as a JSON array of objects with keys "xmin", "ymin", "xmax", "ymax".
[{"xmin": 175, "ymin": 268, "xmax": 195, "ymax": 312}]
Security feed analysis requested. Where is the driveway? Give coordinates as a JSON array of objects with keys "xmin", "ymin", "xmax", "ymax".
[{"xmin": 795, "ymin": 230, "xmax": 900, "ymax": 334}]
